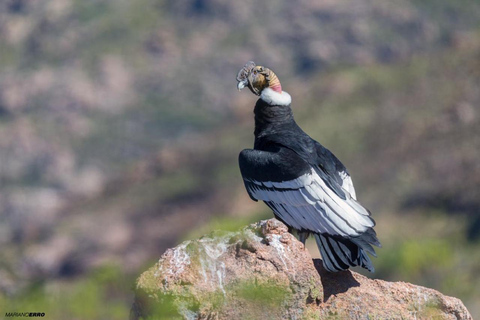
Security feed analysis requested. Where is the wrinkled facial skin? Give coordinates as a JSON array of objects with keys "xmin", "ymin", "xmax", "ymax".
[{"xmin": 247, "ymin": 66, "xmax": 268, "ymax": 95}]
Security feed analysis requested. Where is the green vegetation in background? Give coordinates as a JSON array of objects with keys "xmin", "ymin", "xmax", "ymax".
[
  {"xmin": 182, "ymin": 210, "xmax": 271, "ymax": 242},
  {"xmin": 380, "ymin": 238, "xmax": 453, "ymax": 278},
  {"xmin": 0, "ymin": 265, "xmax": 132, "ymax": 320},
  {"xmin": 371, "ymin": 209, "xmax": 480, "ymax": 314},
  {"xmin": 412, "ymin": 0, "xmax": 480, "ymax": 30},
  {"xmin": 72, "ymin": 100, "xmax": 220, "ymax": 171}
]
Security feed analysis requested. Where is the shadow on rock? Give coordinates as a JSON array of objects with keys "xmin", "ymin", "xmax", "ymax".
[{"xmin": 313, "ymin": 259, "xmax": 360, "ymax": 302}]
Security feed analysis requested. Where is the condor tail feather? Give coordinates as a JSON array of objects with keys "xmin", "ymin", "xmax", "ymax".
[{"xmin": 314, "ymin": 228, "xmax": 380, "ymax": 273}]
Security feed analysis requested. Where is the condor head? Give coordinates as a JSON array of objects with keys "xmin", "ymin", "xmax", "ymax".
[{"xmin": 236, "ymin": 61, "xmax": 282, "ymax": 96}]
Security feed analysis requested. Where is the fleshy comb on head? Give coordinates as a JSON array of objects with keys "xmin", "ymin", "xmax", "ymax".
[{"xmin": 236, "ymin": 61, "xmax": 256, "ymax": 93}]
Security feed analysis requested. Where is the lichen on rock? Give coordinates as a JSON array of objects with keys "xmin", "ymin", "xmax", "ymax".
[{"xmin": 130, "ymin": 219, "xmax": 472, "ymax": 320}]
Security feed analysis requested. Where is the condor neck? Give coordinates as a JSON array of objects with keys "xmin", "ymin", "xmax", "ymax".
[{"xmin": 254, "ymin": 99, "xmax": 294, "ymax": 135}]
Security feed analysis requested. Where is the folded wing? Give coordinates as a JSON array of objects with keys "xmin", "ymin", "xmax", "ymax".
[{"xmin": 239, "ymin": 148, "xmax": 374, "ymax": 238}]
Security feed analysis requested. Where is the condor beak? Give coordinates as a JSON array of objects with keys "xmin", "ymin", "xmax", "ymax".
[{"xmin": 237, "ymin": 79, "xmax": 247, "ymax": 91}]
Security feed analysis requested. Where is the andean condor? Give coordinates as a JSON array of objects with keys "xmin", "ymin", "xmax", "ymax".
[{"xmin": 236, "ymin": 61, "xmax": 381, "ymax": 272}]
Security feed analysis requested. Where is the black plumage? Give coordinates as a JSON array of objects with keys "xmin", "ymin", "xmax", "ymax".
[{"xmin": 239, "ymin": 96, "xmax": 381, "ymax": 272}]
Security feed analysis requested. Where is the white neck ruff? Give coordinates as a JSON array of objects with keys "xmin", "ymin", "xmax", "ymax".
[{"xmin": 260, "ymin": 87, "xmax": 292, "ymax": 106}]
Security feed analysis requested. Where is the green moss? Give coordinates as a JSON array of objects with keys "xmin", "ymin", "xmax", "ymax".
[
  {"xmin": 301, "ymin": 308, "xmax": 319, "ymax": 320},
  {"xmin": 307, "ymin": 278, "xmax": 322, "ymax": 302},
  {"xmin": 136, "ymin": 264, "xmax": 161, "ymax": 294},
  {"xmin": 142, "ymin": 293, "xmax": 183, "ymax": 320},
  {"xmin": 408, "ymin": 297, "xmax": 445, "ymax": 319},
  {"xmin": 232, "ymin": 278, "xmax": 292, "ymax": 307}
]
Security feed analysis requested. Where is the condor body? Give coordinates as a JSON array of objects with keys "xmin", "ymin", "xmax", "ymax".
[{"xmin": 236, "ymin": 61, "xmax": 381, "ymax": 272}]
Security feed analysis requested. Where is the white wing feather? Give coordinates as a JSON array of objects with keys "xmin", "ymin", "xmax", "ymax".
[{"xmin": 245, "ymin": 168, "xmax": 373, "ymax": 237}]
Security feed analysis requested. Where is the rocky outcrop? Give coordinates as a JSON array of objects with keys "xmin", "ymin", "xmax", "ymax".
[{"xmin": 130, "ymin": 219, "xmax": 472, "ymax": 320}]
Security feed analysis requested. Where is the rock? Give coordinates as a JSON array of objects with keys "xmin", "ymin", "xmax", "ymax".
[{"xmin": 130, "ymin": 219, "xmax": 472, "ymax": 320}]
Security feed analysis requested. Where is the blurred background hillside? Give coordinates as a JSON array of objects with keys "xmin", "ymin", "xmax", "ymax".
[{"xmin": 0, "ymin": 0, "xmax": 479, "ymax": 318}]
